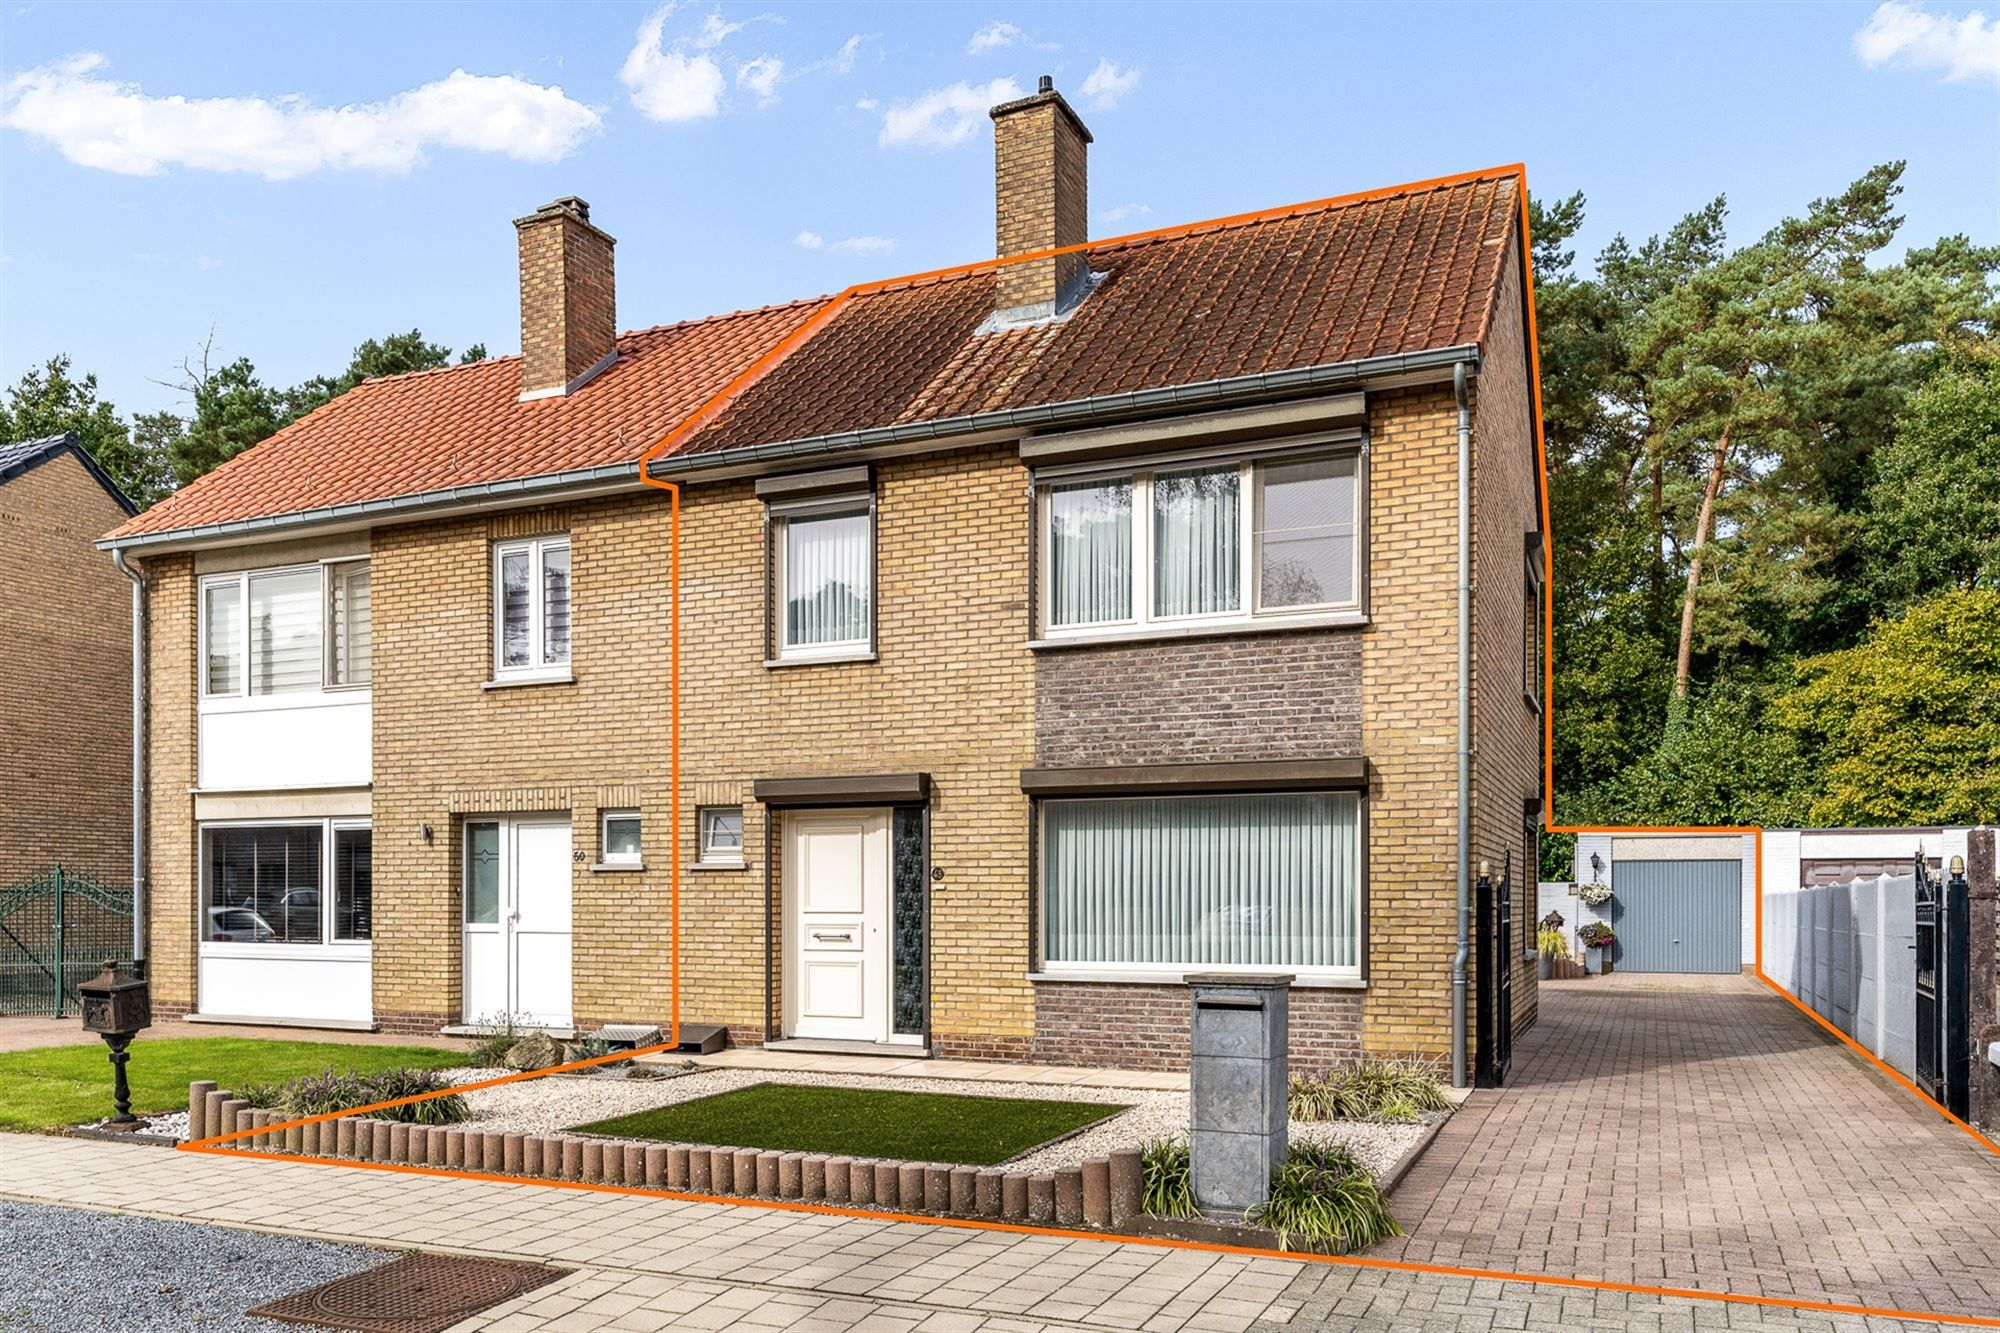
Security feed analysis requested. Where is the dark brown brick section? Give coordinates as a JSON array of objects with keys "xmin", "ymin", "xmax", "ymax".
[
  {"xmin": 1033, "ymin": 630, "xmax": 1362, "ymax": 768},
  {"xmin": 1030, "ymin": 982, "xmax": 1362, "ymax": 1073}
]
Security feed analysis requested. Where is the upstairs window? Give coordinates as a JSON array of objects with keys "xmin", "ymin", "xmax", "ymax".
[
  {"xmin": 772, "ymin": 499, "xmax": 872, "ymax": 660},
  {"xmin": 1038, "ymin": 440, "xmax": 1362, "ymax": 640},
  {"xmin": 201, "ymin": 562, "xmax": 370, "ymax": 698},
  {"xmin": 494, "ymin": 536, "xmax": 571, "ymax": 679}
]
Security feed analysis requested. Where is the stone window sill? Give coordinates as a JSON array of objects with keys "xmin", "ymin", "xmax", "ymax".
[
  {"xmin": 1029, "ymin": 613, "xmax": 1367, "ymax": 651},
  {"xmin": 1026, "ymin": 971, "xmax": 1366, "ymax": 989},
  {"xmin": 483, "ymin": 671, "xmax": 575, "ymax": 690},
  {"xmin": 589, "ymin": 861, "xmax": 645, "ymax": 873}
]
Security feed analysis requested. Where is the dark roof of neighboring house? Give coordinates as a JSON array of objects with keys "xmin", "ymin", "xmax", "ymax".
[
  {"xmin": 1, "ymin": 432, "xmax": 138, "ymax": 515},
  {"xmin": 105, "ymin": 166, "xmax": 1527, "ymax": 547}
]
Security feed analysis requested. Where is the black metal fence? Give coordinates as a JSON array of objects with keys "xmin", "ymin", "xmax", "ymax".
[
  {"xmin": 1475, "ymin": 853, "xmax": 1514, "ymax": 1088},
  {"xmin": 0, "ymin": 867, "xmax": 134, "ymax": 1017},
  {"xmin": 1913, "ymin": 853, "xmax": 1972, "ymax": 1119}
]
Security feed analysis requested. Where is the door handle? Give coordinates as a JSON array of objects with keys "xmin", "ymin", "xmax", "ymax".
[{"xmin": 813, "ymin": 931, "xmax": 853, "ymax": 942}]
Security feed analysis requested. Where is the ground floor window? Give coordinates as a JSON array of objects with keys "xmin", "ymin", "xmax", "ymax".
[
  {"xmin": 202, "ymin": 819, "xmax": 372, "ymax": 945},
  {"xmin": 1040, "ymin": 791, "xmax": 1360, "ymax": 977}
]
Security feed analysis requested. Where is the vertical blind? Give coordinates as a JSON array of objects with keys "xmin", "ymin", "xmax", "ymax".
[
  {"xmin": 784, "ymin": 509, "xmax": 871, "ymax": 647},
  {"xmin": 1153, "ymin": 466, "xmax": 1240, "ymax": 617},
  {"xmin": 249, "ymin": 570, "xmax": 324, "ymax": 695},
  {"xmin": 1256, "ymin": 454, "xmax": 1355, "ymax": 609},
  {"xmin": 1048, "ymin": 479, "xmax": 1132, "ymax": 626},
  {"xmin": 1043, "ymin": 793, "xmax": 1359, "ymax": 970}
]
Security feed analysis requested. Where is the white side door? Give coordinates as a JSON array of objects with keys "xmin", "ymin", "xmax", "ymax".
[
  {"xmin": 461, "ymin": 817, "xmax": 574, "ymax": 1030},
  {"xmin": 785, "ymin": 809, "xmax": 890, "ymax": 1042},
  {"xmin": 510, "ymin": 819, "xmax": 574, "ymax": 1029}
]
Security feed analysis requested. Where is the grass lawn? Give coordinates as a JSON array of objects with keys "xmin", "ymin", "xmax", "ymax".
[
  {"xmin": 572, "ymin": 1082, "xmax": 1126, "ymax": 1166},
  {"xmin": 0, "ymin": 1037, "xmax": 467, "ymax": 1131}
]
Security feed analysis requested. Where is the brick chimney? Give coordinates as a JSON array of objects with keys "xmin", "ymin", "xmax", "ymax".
[
  {"xmin": 989, "ymin": 75, "xmax": 1092, "ymax": 322},
  {"xmin": 514, "ymin": 196, "xmax": 617, "ymax": 399}
]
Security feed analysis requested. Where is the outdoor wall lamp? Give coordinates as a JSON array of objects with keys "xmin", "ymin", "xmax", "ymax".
[
  {"xmin": 421, "ymin": 824, "xmax": 433, "ymax": 844},
  {"xmin": 1590, "ymin": 852, "xmax": 1604, "ymax": 876}
]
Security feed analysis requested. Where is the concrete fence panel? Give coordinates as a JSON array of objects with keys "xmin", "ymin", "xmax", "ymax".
[{"xmin": 1769, "ymin": 871, "xmax": 1919, "ymax": 1082}]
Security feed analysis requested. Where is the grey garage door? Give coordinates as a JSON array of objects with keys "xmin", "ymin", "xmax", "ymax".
[{"xmin": 1610, "ymin": 860, "xmax": 1742, "ymax": 973}]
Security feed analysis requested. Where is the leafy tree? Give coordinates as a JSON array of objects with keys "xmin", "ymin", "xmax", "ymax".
[
  {"xmin": 1572, "ymin": 682, "xmax": 1807, "ymax": 827},
  {"xmin": 1772, "ymin": 588, "xmax": 2000, "ymax": 825},
  {"xmin": 1538, "ymin": 830, "xmax": 1576, "ymax": 884},
  {"xmin": 0, "ymin": 355, "xmax": 171, "ymax": 505},
  {"xmin": 1864, "ymin": 350, "xmax": 2000, "ymax": 606},
  {"xmin": 164, "ymin": 346, "xmax": 286, "ymax": 488},
  {"xmin": 280, "ymin": 328, "xmax": 479, "ymax": 421}
]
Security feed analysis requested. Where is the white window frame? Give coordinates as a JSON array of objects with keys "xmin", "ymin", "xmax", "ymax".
[
  {"xmin": 1033, "ymin": 434, "xmax": 1366, "ymax": 644},
  {"xmin": 769, "ymin": 495, "xmax": 875, "ymax": 663},
  {"xmin": 599, "ymin": 808, "xmax": 643, "ymax": 867},
  {"xmin": 697, "ymin": 805, "xmax": 746, "ymax": 866},
  {"xmin": 197, "ymin": 816, "xmax": 373, "ymax": 957},
  {"xmin": 198, "ymin": 560, "xmax": 373, "ymax": 706},
  {"xmin": 1033, "ymin": 790, "xmax": 1365, "ymax": 985},
  {"xmin": 491, "ymin": 535, "xmax": 572, "ymax": 682}
]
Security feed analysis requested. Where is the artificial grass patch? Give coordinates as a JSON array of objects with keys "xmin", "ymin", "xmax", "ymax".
[
  {"xmin": 571, "ymin": 1082, "xmax": 1125, "ymax": 1166},
  {"xmin": 0, "ymin": 1037, "xmax": 467, "ymax": 1131}
]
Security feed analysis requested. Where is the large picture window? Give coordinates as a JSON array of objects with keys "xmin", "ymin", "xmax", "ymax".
[
  {"xmin": 202, "ymin": 820, "xmax": 371, "ymax": 946},
  {"xmin": 1040, "ymin": 792, "xmax": 1361, "ymax": 978},
  {"xmin": 493, "ymin": 536, "xmax": 571, "ymax": 679},
  {"xmin": 772, "ymin": 499, "xmax": 872, "ymax": 660},
  {"xmin": 1037, "ymin": 441, "xmax": 1362, "ymax": 640},
  {"xmin": 201, "ymin": 561, "xmax": 370, "ymax": 697}
]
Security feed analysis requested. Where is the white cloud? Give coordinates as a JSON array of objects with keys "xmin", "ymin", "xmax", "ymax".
[
  {"xmin": 1853, "ymin": 1, "xmax": 2000, "ymax": 82},
  {"xmin": 878, "ymin": 77, "xmax": 1020, "ymax": 148},
  {"xmin": 829, "ymin": 34, "xmax": 867, "ymax": 74},
  {"xmin": 793, "ymin": 229, "xmax": 823, "ymax": 249},
  {"xmin": 855, "ymin": 96, "xmax": 878, "ymax": 111},
  {"xmin": 621, "ymin": 6, "xmax": 727, "ymax": 121},
  {"xmin": 830, "ymin": 234, "xmax": 896, "ymax": 256},
  {"xmin": 0, "ymin": 53, "xmax": 602, "ymax": 179},
  {"xmin": 1100, "ymin": 202, "xmax": 1151, "ymax": 225},
  {"xmin": 1079, "ymin": 57, "xmax": 1140, "ymax": 109},
  {"xmin": 696, "ymin": 10, "xmax": 745, "ymax": 48},
  {"xmin": 737, "ymin": 55, "xmax": 784, "ymax": 104},
  {"xmin": 194, "ymin": 255, "xmax": 222, "ymax": 270},
  {"xmin": 968, "ymin": 21, "xmax": 1023, "ymax": 54}
]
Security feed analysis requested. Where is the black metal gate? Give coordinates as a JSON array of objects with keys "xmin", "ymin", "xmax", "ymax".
[
  {"xmin": 1475, "ymin": 853, "xmax": 1514, "ymax": 1088},
  {"xmin": 0, "ymin": 867, "xmax": 133, "ymax": 1017},
  {"xmin": 1913, "ymin": 852, "xmax": 1971, "ymax": 1118}
]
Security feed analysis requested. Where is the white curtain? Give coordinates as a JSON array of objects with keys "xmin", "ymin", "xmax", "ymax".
[
  {"xmin": 249, "ymin": 569, "xmax": 323, "ymax": 695},
  {"xmin": 541, "ymin": 543, "xmax": 571, "ymax": 665},
  {"xmin": 1256, "ymin": 454, "xmax": 1356, "ymax": 609},
  {"xmin": 785, "ymin": 509, "xmax": 871, "ymax": 647},
  {"xmin": 1048, "ymin": 479, "xmax": 1132, "ymax": 626},
  {"xmin": 1153, "ymin": 466, "xmax": 1240, "ymax": 617},
  {"xmin": 1043, "ymin": 793, "xmax": 1358, "ymax": 969},
  {"xmin": 204, "ymin": 581, "xmax": 242, "ymax": 694}
]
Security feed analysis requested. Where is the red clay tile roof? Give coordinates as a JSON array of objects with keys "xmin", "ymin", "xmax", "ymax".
[
  {"xmin": 674, "ymin": 172, "xmax": 1521, "ymax": 457},
  {"xmin": 107, "ymin": 169, "xmax": 1522, "ymax": 543},
  {"xmin": 107, "ymin": 300, "xmax": 833, "ymax": 540}
]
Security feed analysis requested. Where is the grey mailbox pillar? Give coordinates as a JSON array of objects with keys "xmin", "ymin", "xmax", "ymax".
[{"xmin": 1187, "ymin": 973, "xmax": 1291, "ymax": 1221}]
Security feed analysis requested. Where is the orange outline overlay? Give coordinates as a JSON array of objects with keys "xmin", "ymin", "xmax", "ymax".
[{"xmin": 157, "ymin": 165, "xmax": 2000, "ymax": 1330}]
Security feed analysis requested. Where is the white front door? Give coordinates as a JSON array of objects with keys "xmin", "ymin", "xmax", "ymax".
[
  {"xmin": 785, "ymin": 809, "xmax": 890, "ymax": 1042},
  {"xmin": 462, "ymin": 817, "xmax": 574, "ymax": 1030}
]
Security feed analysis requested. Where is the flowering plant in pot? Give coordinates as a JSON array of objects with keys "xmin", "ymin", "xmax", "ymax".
[
  {"xmin": 1576, "ymin": 881, "xmax": 1613, "ymax": 908},
  {"xmin": 1578, "ymin": 921, "xmax": 1616, "ymax": 974},
  {"xmin": 1536, "ymin": 911, "xmax": 1570, "ymax": 980}
]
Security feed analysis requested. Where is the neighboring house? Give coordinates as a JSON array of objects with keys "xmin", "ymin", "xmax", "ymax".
[
  {"xmin": 1568, "ymin": 833, "xmax": 1757, "ymax": 974},
  {"xmin": 1, "ymin": 433, "xmax": 137, "ymax": 890},
  {"xmin": 100, "ymin": 82, "xmax": 1545, "ymax": 1076}
]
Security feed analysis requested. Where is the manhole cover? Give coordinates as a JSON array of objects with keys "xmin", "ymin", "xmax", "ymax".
[{"xmin": 247, "ymin": 1253, "xmax": 566, "ymax": 1332}]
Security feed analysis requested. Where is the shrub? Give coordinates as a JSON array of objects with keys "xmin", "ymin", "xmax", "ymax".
[
  {"xmin": 1579, "ymin": 922, "xmax": 1616, "ymax": 949},
  {"xmin": 462, "ymin": 1012, "xmax": 531, "ymax": 1068},
  {"xmin": 1247, "ymin": 1142, "xmax": 1400, "ymax": 1253},
  {"xmin": 1289, "ymin": 1059, "xmax": 1450, "ymax": 1123},
  {"xmin": 1139, "ymin": 1138, "xmax": 1197, "ymax": 1218},
  {"xmin": 260, "ymin": 1066, "xmax": 471, "ymax": 1125},
  {"xmin": 1537, "ymin": 924, "xmax": 1571, "ymax": 960}
]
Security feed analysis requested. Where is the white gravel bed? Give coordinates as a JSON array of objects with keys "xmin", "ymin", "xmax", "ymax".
[{"xmin": 446, "ymin": 1065, "xmax": 1433, "ymax": 1178}]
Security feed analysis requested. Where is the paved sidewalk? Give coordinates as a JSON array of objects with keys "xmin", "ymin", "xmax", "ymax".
[{"xmin": 1354, "ymin": 983, "xmax": 2000, "ymax": 1323}]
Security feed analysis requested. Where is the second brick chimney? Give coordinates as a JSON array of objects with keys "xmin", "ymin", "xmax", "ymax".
[
  {"xmin": 989, "ymin": 75, "xmax": 1092, "ymax": 323},
  {"xmin": 515, "ymin": 196, "xmax": 617, "ymax": 400}
]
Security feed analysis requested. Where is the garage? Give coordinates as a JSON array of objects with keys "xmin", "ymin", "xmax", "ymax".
[{"xmin": 1610, "ymin": 859, "xmax": 1743, "ymax": 973}]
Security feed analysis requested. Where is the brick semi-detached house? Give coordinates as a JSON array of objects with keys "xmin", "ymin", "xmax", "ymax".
[{"xmin": 100, "ymin": 81, "xmax": 1545, "ymax": 1082}]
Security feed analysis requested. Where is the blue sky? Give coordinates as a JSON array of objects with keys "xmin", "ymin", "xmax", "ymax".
[{"xmin": 2, "ymin": 1, "xmax": 1995, "ymax": 421}]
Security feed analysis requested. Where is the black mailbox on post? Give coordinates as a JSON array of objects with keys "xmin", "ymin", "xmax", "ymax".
[{"xmin": 78, "ymin": 959, "xmax": 151, "ymax": 1129}]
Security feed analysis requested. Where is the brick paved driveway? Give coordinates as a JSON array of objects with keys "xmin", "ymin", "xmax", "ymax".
[{"xmin": 1257, "ymin": 978, "xmax": 2000, "ymax": 1330}]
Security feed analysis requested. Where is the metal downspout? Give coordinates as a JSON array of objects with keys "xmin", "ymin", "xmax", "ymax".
[
  {"xmin": 112, "ymin": 549, "xmax": 146, "ymax": 968},
  {"xmin": 1450, "ymin": 361, "xmax": 1472, "ymax": 1088}
]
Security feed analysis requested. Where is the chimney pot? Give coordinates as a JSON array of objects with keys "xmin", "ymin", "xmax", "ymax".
[
  {"xmin": 989, "ymin": 80, "xmax": 1092, "ymax": 322},
  {"xmin": 514, "ymin": 197, "xmax": 617, "ymax": 398}
]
